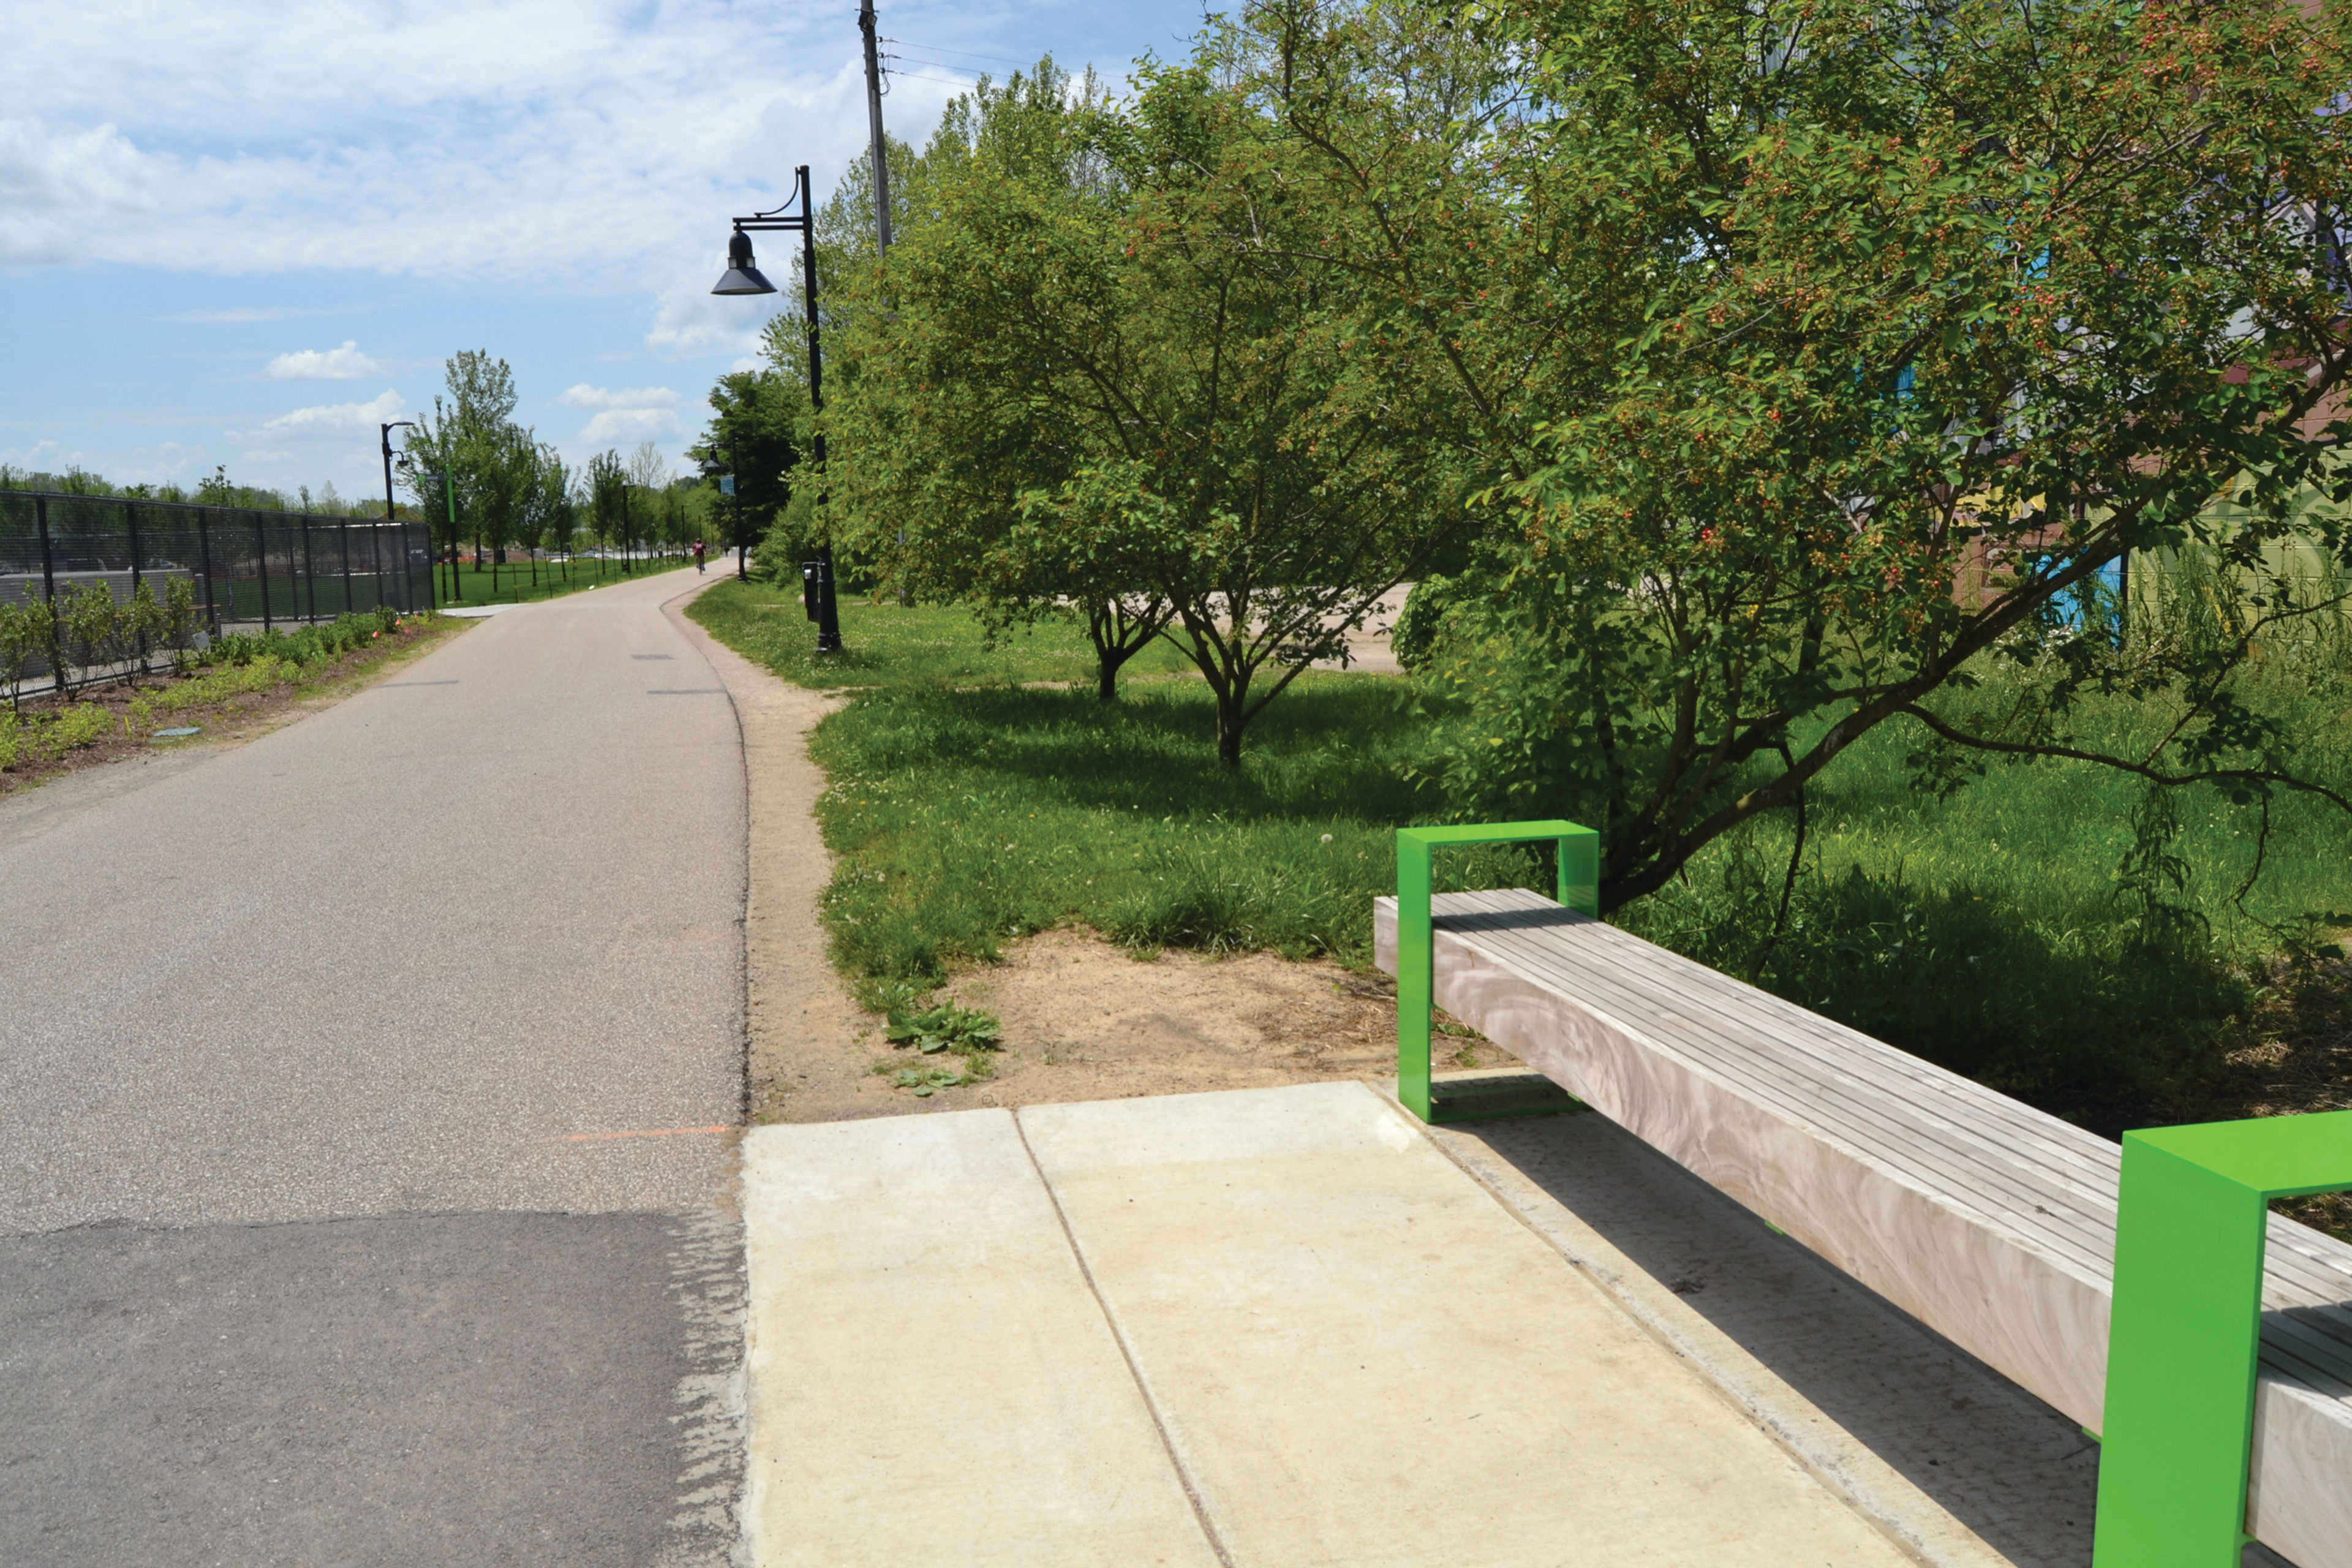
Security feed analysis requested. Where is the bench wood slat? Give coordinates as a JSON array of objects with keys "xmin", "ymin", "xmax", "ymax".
[
  {"xmin": 1436, "ymin": 891, "xmax": 2136, "ymax": 1199},
  {"xmin": 1430, "ymin": 894, "xmax": 2130, "ymax": 1280},
  {"xmin": 1434, "ymin": 894, "xmax": 2352, "ymax": 1338},
  {"xmin": 1375, "ymin": 889, "xmax": 2352, "ymax": 1568}
]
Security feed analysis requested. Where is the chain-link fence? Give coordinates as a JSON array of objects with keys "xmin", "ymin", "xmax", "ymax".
[{"xmin": 1, "ymin": 489, "xmax": 432, "ymax": 633}]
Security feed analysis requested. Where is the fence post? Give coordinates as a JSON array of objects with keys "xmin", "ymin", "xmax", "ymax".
[
  {"xmin": 197, "ymin": 507, "xmax": 218, "ymax": 633},
  {"xmin": 36, "ymin": 493, "xmax": 55, "ymax": 606},
  {"xmin": 301, "ymin": 515, "xmax": 316, "ymax": 623},
  {"xmin": 35, "ymin": 494, "xmax": 57, "ymax": 693},
  {"xmin": 127, "ymin": 500, "xmax": 147, "ymax": 670},
  {"xmin": 340, "ymin": 522, "xmax": 353, "ymax": 616},
  {"xmin": 253, "ymin": 511, "xmax": 271, "ymax": 633}
]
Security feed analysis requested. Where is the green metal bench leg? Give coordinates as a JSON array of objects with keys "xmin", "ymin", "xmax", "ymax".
[
  {"xmin": 1395, "ymin": 820, "xmax": 1598, "ymax": 1125},
  {"xmin": 2093, "ymin": 1110, "xmax": 2352, "ymax": 1567}
]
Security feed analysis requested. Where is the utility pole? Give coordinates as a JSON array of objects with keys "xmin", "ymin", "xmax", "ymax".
[{"xmin": 859, "ymin": 0, "xmax": 892, "ymax": 252}]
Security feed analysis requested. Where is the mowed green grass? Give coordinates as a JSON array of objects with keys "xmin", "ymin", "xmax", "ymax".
[
  {"xmin": 437, "ymin": 556, "xmax": 690, "ymax": 609},
  {"xmin": 692, "ymin": 579, "xmax": 2352, "ymax": 1131},
  {"xmin": 687, "ymin": 578, "xmax": 1198, "ymax": 690}
]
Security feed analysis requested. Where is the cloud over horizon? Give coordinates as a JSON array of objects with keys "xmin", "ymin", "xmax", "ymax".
[
  {"xmin": 268, "ymin": 341, "xmax": 381, "ymax": 380},
  {"xmin": 241, "ymin": 389, "xmax": 410, "ymax": 437}
]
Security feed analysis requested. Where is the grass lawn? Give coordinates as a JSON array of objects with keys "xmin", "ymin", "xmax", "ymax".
[
  {"xmin": 434, "ymin": 555, "xmax": 695, "ymax": 609},
  {"xmin": 688, "ymin": 578, "xmax": 1199, "ymax": 690},
  {"xmin": 692, "ymin": 578, "xmax": 2352, "ymax": 1139}
]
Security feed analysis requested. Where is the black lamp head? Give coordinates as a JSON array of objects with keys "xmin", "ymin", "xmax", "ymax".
[{"xmin": 712, "ymin": 229, "xmax": 777, "ymax": 296}]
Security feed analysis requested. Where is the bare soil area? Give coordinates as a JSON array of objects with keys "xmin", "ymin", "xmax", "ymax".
[
  {"xmin": 752, "ymin": 924, "xmax": 1518, "ymax": 1124},
  {"xmin": 666, "ymin": 584, "xmax": 1509, "ymax": 1126},
  {"xmin": 2214, "ymin": 943, "xmax": 2352, "ymax": 1240}
]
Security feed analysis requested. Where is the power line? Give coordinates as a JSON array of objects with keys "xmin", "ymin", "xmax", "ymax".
[
  {"xmin": 883, "ymin": 52, "xmax": 982, "ymax": 77},
  {"xmin": 886, "ymin": 68, "xmax": 985, "ymax": 88},
  {"xmin": 880, "ymin": 36, "xmax": 1035, "ymax": 67}
]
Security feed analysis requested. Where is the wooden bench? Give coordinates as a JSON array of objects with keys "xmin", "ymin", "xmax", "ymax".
[{"xmin": 1373, "ymin": 885, "xmax": 2352, "ymax": 1568}]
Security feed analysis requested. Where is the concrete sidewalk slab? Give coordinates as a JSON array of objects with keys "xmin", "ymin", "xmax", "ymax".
[
  {"xmin": 740, "ymin": 1110, "xmax": 1219, "ymax": 1568},
  {"xmin": 743, "ymin": 1082, "xmax": 1943, "ymax": 1567},
  {"xmin": 1023, "ymin": 1081, "xmax": 1920, "ymax": 1567}
]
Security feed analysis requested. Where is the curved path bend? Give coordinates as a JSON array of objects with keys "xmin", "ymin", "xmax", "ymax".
[{"xmin": 0, "ymin": 567, "xmax": 748, "ymax": 1566}]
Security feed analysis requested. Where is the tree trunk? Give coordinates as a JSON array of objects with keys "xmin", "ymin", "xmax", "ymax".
[{"xmin": 1213, "ymin": 669, "xmax": 1250, "ymax": 766}]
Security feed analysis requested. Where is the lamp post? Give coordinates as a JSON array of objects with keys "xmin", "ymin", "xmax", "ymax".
[
  {"xmin": 698, "ymin": 448, "xmax": 749, "ymax": 581},
  {"xmin": 382, "ymin": 420, "xmax": 438, "ymax": 611},
  {"xmin": 711, "ymin": 164, "xmax": 842, "ymax": 654}
]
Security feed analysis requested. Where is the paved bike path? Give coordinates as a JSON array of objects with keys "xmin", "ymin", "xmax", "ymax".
[{"xmin": 0, "ymin": 567, "xmax": 748, "ymax": 1566}]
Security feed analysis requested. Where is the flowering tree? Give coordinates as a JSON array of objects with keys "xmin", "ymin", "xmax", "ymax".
[{"xmin": 1257, "ymin": 0, "xmax": 2352, "ymax": 904}]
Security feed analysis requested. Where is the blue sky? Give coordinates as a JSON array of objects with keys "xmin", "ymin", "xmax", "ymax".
[{"xmin": 0, "ymin": 0, "xmax": 1210, "ymax": 502}]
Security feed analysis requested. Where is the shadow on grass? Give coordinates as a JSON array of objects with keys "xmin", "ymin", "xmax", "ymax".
[{"xmin": 1623, "ymin": 859, "xmax": 2255, "ymax": 1136}]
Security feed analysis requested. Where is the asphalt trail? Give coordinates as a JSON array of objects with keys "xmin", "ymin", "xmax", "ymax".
[{"xmin": 0, "ymin": 568, "xmax": 749, "ymax": 1566}]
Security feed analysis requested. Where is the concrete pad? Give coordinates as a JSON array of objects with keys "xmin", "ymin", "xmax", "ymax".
[
  {"xmin": 739, "ymin": 1110, "xmax": 1219, "ymax": 1568},
  {"xmin": 1016, "ymin": 1080, "xmax": 1923, "ymax": 1567}
]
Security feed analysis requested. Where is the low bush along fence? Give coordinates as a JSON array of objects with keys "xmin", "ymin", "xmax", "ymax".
[{"xmin": 0, "ymin": 603, "xmax": 416, "ymax": 772}]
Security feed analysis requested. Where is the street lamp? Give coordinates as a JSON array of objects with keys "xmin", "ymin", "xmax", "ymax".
[
  {"xmin": 697, "ymin": 450, "xmax": 748, "ymax": 581},
  {"xmin": 380, "ymin": 420, "xmax": 435, "ymax": 611},
  {"xmin": 710, "ymin": 164, "xmax": 841, "ymax": 653},
  {"xmin": 691, "ymin": 442, "xmax": 748, "ymax": 582}
]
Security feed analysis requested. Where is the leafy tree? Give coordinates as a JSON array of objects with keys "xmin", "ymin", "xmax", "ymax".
[
  {"xmin": 533, "ymin": 446, "xmax": 579, "ymax": 580},
  {"xmin": 834, "ymin": 55, "xmax": 1477, "ymax": 752},
  {"xmin": 587, "ymin": 450, "xmax": 634, "ymax": 571},
  {"xmin": 1248, "ymin": 0, "xmax": 2352, "ymax": 905},
  {"xmin": 404, "ymin": 350, "xmax": 527, "ymax": 590},
  {"xmin": 697, "ymin": 370, "xmax": 801, "ymax": 573}
]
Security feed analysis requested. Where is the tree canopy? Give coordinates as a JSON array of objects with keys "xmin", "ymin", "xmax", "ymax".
[
  {"xmin": 1247, "ymin": 0, "xmax": 2352, "ymax": 902},
  {"xmin": 831, "ymin": 51, "xmax": 1481, "ymax": 754}
]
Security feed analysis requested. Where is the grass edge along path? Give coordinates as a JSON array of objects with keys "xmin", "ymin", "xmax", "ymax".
[
  {"xmin": 436, "ymin": 554, "xmax": 701, "ymax": 611},
  {"xmin": 690, "ymin": 580, "xmax": 2352, "ymax": 1185}
]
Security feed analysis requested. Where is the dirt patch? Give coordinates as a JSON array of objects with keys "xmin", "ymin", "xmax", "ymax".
[
  {"xmin": 2210, "ymin": 940, "xmax": 2352, "ymax": 1241},
  {"xmin": 675, "ymin": 579, "xmax": 1508, "ymax": 1126},
  {"xmin": 756, "ymin": 925, "xmax": 1517, "ymax": 1123},
  {"xmin": 0, "ymin": 617, "xmax": 467, "ymax": 797}
]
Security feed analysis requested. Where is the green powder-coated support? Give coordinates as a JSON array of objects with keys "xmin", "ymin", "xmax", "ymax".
[
  {"xmin": 2092, "ymin": 1109, "xmax": 2352, "ymax": 1567},
  {"xmin": 1395, "ymin": 820, "xmax": 1597, "ymax": 1123}
]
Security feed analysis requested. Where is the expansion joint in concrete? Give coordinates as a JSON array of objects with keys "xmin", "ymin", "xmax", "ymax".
[{"xmin": 1010, "ymin": 1106, "xmax": 1240, "ymax": 1568}]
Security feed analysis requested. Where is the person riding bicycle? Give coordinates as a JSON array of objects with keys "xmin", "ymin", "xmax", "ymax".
[{"xmin": 693, "ymin": 540, "xmax": 706, "ymax": 573}]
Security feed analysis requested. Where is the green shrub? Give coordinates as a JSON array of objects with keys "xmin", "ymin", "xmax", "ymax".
[
  {"xmin": 0, "ymin": 599, "xmax": 48, "ymax": 707},
  {"xmin": 156, "ymin": 659, "xmax": 287, "ymax": 712},
  {"xmin": 57, "ymin": 582, "xmax": 119, "ymax": 685}
]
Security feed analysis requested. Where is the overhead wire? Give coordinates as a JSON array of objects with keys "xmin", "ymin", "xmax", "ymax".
[{"xmin": 880, "ymin": 37, "xmax": 1035, "ymax": 67}]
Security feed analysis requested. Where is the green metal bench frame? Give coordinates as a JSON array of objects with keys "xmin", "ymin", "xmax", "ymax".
[
  {"xmin": 1393, "ymin": 820, "xmax": 1598, "ymax": 1124},
  {"xmin": 2095, "ymin": 1109, "xmax": 2352, "ymax": 1567},
  {"xmin": 1393, "ymin": 819, "xmax": 2352, "ymax": 1562}
]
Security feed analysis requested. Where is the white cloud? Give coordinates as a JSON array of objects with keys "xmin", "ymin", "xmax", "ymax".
[
  {"xmin": 647, "ymin": 280, "xmax": 772, "ymax": 354},
  {"xmin": 579, "ymin": 407, "xmax": 685, "ymax": 445},
  {"xmin": 0, "ymin": 9, "xmax": 974, "ymax": 290},
  {"xmin": 235, "ymin": 389, "xmax": 410, "ymax": 439},
  {"xmin": 560, "ymin": 383, "xmax": 685, "ymax": 445},
  {"xmin": 560, "ymin": 383, "xmax": 680, "ymax": 410},
  {"xmin": 0, "ymin": 118, "xmax": 156, "ymax": 268},
  {"xmin": 267, "ymin": 340, "xmax": 380, "ymax": 379}
]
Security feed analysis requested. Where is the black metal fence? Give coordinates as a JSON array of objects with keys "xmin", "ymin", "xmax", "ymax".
[{"xmin": 0, "ymin": 489, "xmax": 434, "ymax": 636}]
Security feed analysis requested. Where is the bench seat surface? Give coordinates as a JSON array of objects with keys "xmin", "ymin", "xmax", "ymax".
[{"xmin": 1374, "ymin": 889, "xmax": 2352, "ymax": 1568}]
